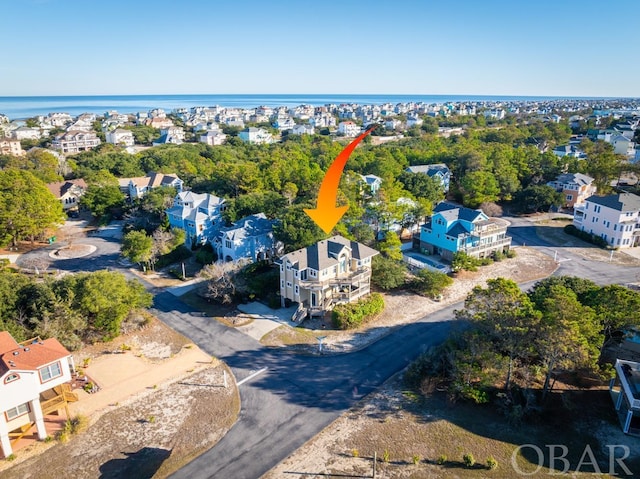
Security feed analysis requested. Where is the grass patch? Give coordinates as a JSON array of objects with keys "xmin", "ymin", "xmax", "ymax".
[
  {"xmin": 341, "ymin": 386, "xmax": 640, "ymax": 478},
  {"xmin": 260, "ymin": 324, "xmax": 327, "ymax": 346}
]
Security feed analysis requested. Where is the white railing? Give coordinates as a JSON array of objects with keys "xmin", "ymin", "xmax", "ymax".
[{"xmin": 615, "ymin": 360, "xmax": 640, "ymax": 410}]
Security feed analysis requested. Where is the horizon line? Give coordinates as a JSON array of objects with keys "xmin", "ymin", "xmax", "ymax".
[{"xmin": 1, "ymin": 93, "xmax": 638, "ymax": 100}]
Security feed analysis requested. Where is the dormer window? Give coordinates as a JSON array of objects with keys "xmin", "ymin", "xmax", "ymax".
[{"xmin": 4, "ymin": 373, "xmax": 19, "ymax": 384}]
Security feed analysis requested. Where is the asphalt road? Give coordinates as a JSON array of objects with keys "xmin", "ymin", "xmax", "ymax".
[
  {"xmin": 155, "ymin": 292, "xmax": 456, "ymax": 479},
  {"xmin": 17, "ymin": 217, "xmax": 640, "ymax": 478}
]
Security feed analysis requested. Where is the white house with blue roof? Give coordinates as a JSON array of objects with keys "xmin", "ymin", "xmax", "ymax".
[
  {"xmin": 166, "ymin": 191, "xmax": 226, "ymax": 246},
  {"xmin": 405, "ymin": 164, "xmax": 451, "ymax": 192},
  {"xmin": 214, "ymin": 213, "xmax": 281, "ymax": 263},
  {"xmin": 418, "ymin": 202, "xmax": 511, "ymax": 261}
]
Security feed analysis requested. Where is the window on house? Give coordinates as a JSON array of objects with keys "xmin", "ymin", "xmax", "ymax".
[
  {"xmin": 280, "ymin": 280, "xmax": 284, "ymax": 288},
  {"xmin": 4, "ymin": 373, "xmax": 19, "ymax": 383},
  {"xmin": 286, "ymin": 281, "xmax": 292, "ymax": 288},
  {"xmin": 300, "ymin": 270, "xmax": 307, "ymax": 280},
  {"xmin": 286, "ymin": 263, "xmax": 291, "ymax": 271},
  {"xmin": 225, "ymin": 239, "xmax": 232, "ymax": 248},
  {"xmin": 5, "ymin": 403, "xmax": 29, "ymax": 421},
  {"xmin": 294, "ymin": 285, "xmax": 299, "ymax": 295},
  {"xmin": 566, "ymin": 194, "xmax": 573, "ymax": 201},
  {"xmin": 39, "ymin": 362, "xmax": 62, "ymax": 383},
  {"xmin": 614, "ymin": 224, "xmax": 617, "ymax": 231}
]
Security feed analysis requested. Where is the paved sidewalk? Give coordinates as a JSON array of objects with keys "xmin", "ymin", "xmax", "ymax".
[{"xmin": 235, "ymin": 302, "xmax": 299, "ymax": 340}]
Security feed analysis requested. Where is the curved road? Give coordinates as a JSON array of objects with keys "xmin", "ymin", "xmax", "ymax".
[{"xmin": 17, "ymin": 218, "xmax": 640, "ymax": 478}]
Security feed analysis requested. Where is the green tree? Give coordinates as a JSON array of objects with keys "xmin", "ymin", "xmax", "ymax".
[
  {"xmin": 80, "ymin": 184, "xmax": 125, "ymax": 220},
  {"xmin": 122, "ymin": 230, "xmax": 154, "ymax": 270},
  {"xmin": 371, "ymin": 255, "xmax": 407, "ymax": 290},
  {"xmin": 377, "ymin": 231, "xmax": 403, "ymax": 261},
  {"xmin": 533, "ymin": 284, "xmax": 599, "ymax": 399},
  {"xmin": 74, "ymin": 271, "xmax": 152, "ymax": 340},
  {"xmin": 514, "ymin": 185, "xmax": 563, "ymax": 213},
  {"xmin": 460, "ymin": 170, "xmax": 500, "ymax": 208},
  {"xmin": 583, "ymin": 284, "xmax": 640, "ymax": 354},
  {"xmin": 273, "ymin": 205, "xmax": 326, "ymax": 252},
  {"xmin": 456, "ymin": 278, "xmax": 541, "ymax": 391},
  {"xmin": 410, "ymin": 268, "xmax": 453, "ymax": 298},
  {"xmin": 0, "ymin": 169, "xmax": 65, "ymax": 246}
]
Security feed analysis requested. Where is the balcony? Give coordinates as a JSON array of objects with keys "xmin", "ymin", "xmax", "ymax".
[{"xmin": 461, "ymin": 237, "xmax": 512, "ymax": 256}]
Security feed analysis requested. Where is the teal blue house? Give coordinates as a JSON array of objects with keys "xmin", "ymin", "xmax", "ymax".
[{"xmin": 418, "ymin": 203, "xmax": 512, "ymax": 261}]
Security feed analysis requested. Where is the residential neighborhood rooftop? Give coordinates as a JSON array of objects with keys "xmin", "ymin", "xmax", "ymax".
[{"xmin": 586, "ymin": 192, "xmax": 640, "ymax": 212}]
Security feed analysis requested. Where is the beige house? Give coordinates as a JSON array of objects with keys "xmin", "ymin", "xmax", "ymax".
[
  {"xmin": 276, "ymin": 236, "xmax": 379, "ymax": 319},
  {"xmin": 0, "ymin": 137, "xmax": 24, "ymax": 156},
  {"xmin": 46, "ymin": 179, "xmax": 88, "ymax": 211}
]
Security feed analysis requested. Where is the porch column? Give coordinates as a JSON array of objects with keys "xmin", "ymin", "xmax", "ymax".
[
  {"xmin": 0, "ymin": 419, "xmax": 12, "ymax": 458},
  {"xmin": 29, "ymin": 399, "xmax": 47, "ymax": 440},
  {"xmin": 68, "ymin": 355, "xmax": 76, "ymax": 374},
  {"xmin": 616, "ymin": 388, "xmax": 624, "ymax": 410},
  {"xmin": 623, "ymin": 410, "xmax": 633, "ymax": 434}
]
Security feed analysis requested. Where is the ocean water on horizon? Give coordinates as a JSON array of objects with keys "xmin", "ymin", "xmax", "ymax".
[{"xmin": 0, "ymin": 93, "xmax": 609, "ymax": 120}]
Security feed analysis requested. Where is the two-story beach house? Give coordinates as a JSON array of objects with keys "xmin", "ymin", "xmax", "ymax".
[
  {"xmin": 105, "ymin": 129, "xmax": 134, "ymax": 147},
  {"xmin": 166, "ymin": 191, "xmax": 226, "ymax": 246},
  {"xmin": 417, "ymin": 202, "xmax": 512, "ymax": 261},
  {"xmin": 405, "ymin": 164, "xmax": 451, "ymax": 193},
  {"xmin": 276, "ymin": 236, "xmax": 379, "ymax": 319},
  {"xmin": 214, "ymin": 213, "xmax": 281, "ymax": 263},
  {"xmin": 0, "ymin": 332, "xmax": 77, "ymax": 458},
  {"xmin": 546, "ymin": 172, "xmax": 597, "ymax": 208},
  {"xmin": 573, "ymin": 193, "xmax": 640, "ymax": 248}
]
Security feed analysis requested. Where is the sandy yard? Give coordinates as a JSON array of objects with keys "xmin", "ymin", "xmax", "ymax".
[
  {"xmin": 0, "ymin": 318, "xmax": 239, "ymax": 479},
  {"xmin": 265, "ymin": 375, "xmax": 640, "ymax": 479},
  {"xmin": 262, "ymin": 246, "xmax": 558, "ymax": 353}
]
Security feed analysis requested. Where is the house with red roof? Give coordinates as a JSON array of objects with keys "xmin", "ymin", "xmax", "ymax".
[{"xmin": 0, "ymin": 331, "xmax": 76, "ymax": 458}]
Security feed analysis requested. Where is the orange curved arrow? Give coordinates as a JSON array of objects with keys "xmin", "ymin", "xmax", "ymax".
[{"xmin": 304, "ymin": 126, "xmax": 377, "ymax": 233}]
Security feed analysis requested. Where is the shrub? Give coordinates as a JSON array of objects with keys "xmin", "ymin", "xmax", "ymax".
[
  {"xmin": 5, "ymin": 454, "xmax": 16, "ymax": 461},
  {"xmin": 487, "ymin": 456, "xmax": 498, "ymax": 470},
  {"xmin": 451, "ymin": 251, "xmax": 480, "ymax": 272},
  {"xmin": 437, "ymin": 454, "xmax": 447, "ymax": 465},
  {"xmin": 564, "ymin": 224, "xmax": 609, "ymax": 248},
  {"xmin": 332, "ymin": 293, "xmax": 385, "ymax": 330},
  {"xmin": 195, "ymin": 243, "xmax": 216, "ymax": 265},
  {"xmin": 69, "ymin": 414, "xmax": 89, "ymax": 434},
  {"xmin": 505, "ymin": 249, "xmax": 516, "ymax": 258},
  {"xmin": 382, "ymin": 450, "xmax": 390, "ymax": 463},
  {"xmin": 409, "ymin": 269, "xmax": 453, "ymax": 298},
  {"xmin": 412, "ymin": 454, "xmax": 420, "ymax": 465},
  {"xmin": 492, "ymin": 250, "xmax": 504, "ymax": 261},
  {"xmin": 463, "ymin": 453, "xmax": 475, "ymax": 467},
  {"xmin": 352, "ymin": 449, "xmax": 359, "ymax": 458},
  {"xmin": 156, "ymin": 245, "xmax": 193, "ymax": 269},
  {"xmin": 371, "ymin": 255, "xmax": 407, "ymax": 290}
]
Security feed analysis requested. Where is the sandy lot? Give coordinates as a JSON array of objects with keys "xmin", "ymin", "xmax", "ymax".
[{"xmin": 0, "ymin": 318, "xmax": 239, "ymax": 479}]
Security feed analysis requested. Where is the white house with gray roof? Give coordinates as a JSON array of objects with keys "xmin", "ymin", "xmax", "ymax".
[
  {"xmin": 276, "ymin": 236, "xmax": 379, "ymax": 318},
  {"xmin": 214, "ymin": 213, "xmax": 281, "ymax": 263},
  {"xmin": 573, "ymin": 193, "xmax": 640, "ymax": 248}
]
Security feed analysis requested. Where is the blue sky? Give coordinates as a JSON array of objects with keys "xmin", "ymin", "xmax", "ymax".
[{"xmin": 2, "ymin": 0, "xmax": 639, "ymax": 97}]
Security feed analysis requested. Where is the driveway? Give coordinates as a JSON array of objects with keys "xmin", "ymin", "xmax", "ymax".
[{"xmin": 235, "ymin": 302, "xmax": 299, "ymax": 340}]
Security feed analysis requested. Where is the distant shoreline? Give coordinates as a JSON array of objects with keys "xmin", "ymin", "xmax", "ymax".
[{"xmin": 2, "ymin": 93, "xmax": 637, "ymax": 121}]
